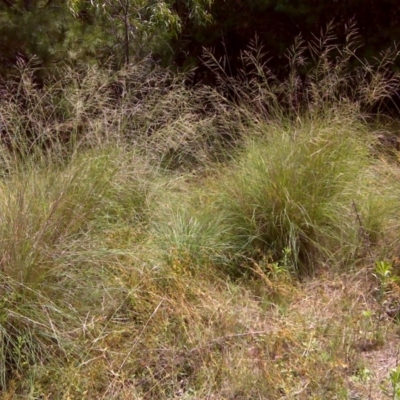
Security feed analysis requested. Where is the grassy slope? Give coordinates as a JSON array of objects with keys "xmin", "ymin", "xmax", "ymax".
[{"xmin": 1, "ymin": 37, "xmax": 400, "ymax": 398}]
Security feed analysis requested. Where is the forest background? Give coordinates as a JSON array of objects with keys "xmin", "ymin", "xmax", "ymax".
[{"xmin": 1, "ymin": 0, "xmax": 400, "ymax": 80}]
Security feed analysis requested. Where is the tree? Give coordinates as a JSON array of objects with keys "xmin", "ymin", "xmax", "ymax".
[
  {"xmin": 0, "ymin": 0, "xmax": 214, "ymax": 78},
  {"xmin": 89, "ymin": 0, "xmax": 213, "ymax": 67}
]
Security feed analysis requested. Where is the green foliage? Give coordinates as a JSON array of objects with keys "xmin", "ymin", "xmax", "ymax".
[
  {"xmin": 0, "ymin": 0, "xmax": 104, "ymax": 78},
  {"xmin": 375, "ymin": 261, "xmax": 395, "ymax": 286},
  {"xmin": 389, "ymin": 366, "xmax": 400, "ymax": 400},
  {"xmin": 0, "ymin": 0, "xmax": 214, "ymax": 77},
  {"xmin": 381, "ymin": 365, "xmax": 400, "ymax": 399}
]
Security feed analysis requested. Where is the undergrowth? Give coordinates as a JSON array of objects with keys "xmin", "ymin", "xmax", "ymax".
[{"xmin": 0, "ymin": 24, "xmax": 400, "ymax": 399}]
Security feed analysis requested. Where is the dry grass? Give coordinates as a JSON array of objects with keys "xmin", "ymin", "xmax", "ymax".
[{"xmin": 1, "ymin": 26, "xmax": 400, "ymax": 399}]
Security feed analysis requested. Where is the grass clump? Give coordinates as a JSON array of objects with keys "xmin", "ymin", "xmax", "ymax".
[
  {"xmin": 151, "ymin": 192, "xmax": 237, "ymax": 277},
  {"xmin": 211, "ymin": 117, "xmax": 390, "ymax": 276},
  {"xmin": 0, "ymin": 147, "xmax": 153, "ymax": 282}
]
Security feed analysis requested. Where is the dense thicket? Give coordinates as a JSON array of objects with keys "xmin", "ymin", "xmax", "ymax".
[{"xmin": 1, "ymin": 0, "xmax": 400, "ymax": 79}]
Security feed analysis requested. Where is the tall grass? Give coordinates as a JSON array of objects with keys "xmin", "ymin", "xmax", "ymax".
[
  {"xmin": 195, "ymin": 21, "xmax": 400, "ymax": 276},
  {"xmin": 0, "ymin": 23, "xmax": 400, "ymax": 397},
  {"xmin": 203, "ymin": 20, "xmax": 400, "ymax": 122},
  {"xmin": 0, "ymin": 144, "xmax": 158, "ymax": 392},
  {"xmin": 210, "ymin": 119, "xmax": 383, "ymax": 275}
]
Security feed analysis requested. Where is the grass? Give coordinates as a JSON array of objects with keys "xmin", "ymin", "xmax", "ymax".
[
  {"xmin": 1, "ymin": 27, "xmax": 400, "ymax": 398},
  {"xmin": 212, "ymin": 116, "xmax": 400, "ymax": 276}
]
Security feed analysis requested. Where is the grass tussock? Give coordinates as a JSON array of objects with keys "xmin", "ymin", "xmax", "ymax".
[
  {"xmin": 211, "ymin": 118, "xmax": 382, "ymax": 275},
  {"xmin": 1, "ymin": 25, "xmax": 400, "ymax": 398}
]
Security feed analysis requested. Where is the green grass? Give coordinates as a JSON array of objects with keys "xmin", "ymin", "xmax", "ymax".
[{"xmin": 209, "ymin": 118, "xmax": 381, "ymax": 275}]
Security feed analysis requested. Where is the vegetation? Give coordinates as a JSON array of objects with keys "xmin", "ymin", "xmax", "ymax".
[
  {"xmin": 0, "ymin": 0, "xmax": 214, "ymax": 77},
  {"xmin": 1, "ymin": 25, "xmax": 400, "ymax": 400},
  {"xmin": 174, "ymin": 0, "xmax": 400, "ymax": 74},
  {"xmin": 1, "ymin": 0, "xmax": 400, "ymax": 79}
]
